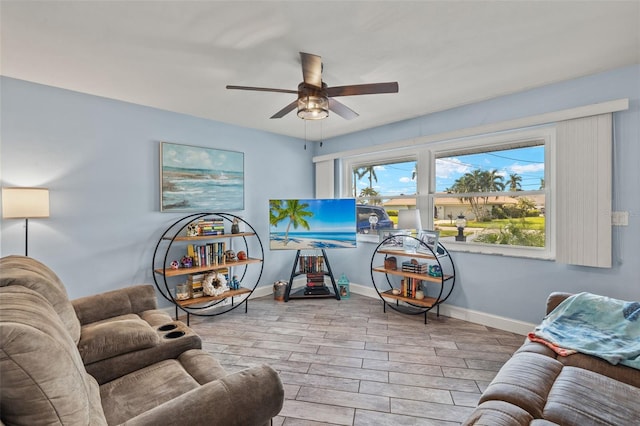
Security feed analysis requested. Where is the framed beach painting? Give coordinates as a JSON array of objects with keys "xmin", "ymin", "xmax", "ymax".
[
  {"xmin": 160, "ymin": 142, "xmax": 244, "ymax": 212},
  {"xmin": 269, "ymin": 198, "xmax": 357, "ymax": 250}
]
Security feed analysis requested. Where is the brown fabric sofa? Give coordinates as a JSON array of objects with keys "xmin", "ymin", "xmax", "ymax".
[
  {"xmin": 0, "ymin": 256, "xmax": 284, "ymax": 425},
  {"xmin": 464, "ymin": 292, "xmax": 640, "ymax": 426},
  {"xmin": 0, "ymin": 255, "xmax": 201, "ymax": 384}
]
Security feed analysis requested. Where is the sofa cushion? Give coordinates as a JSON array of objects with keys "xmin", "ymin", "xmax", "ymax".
[
  {"xmin": 100, "ymin": 358, "xmax": 202, "ymax": 425},
  {"xmin": 78, "ymin": 314, "xmax": 161, "ymax": 364},
  {"xmin": 557, "ymin": 351, "xmax": 640, "ymax": 388},
  {"xmin": 100, "ymin": 350, "xmax": 284, "ymax": 426},
  {"xmin": 463, "ymin": 400, "xmax": 534, "ymax": 425},
  {"xmin": 72, "ymin": 285, "xmax": 160, "ymax": 325},
  {"xmin": 543, "ymin": 366, "xmax": 640, "ymax": 426},
  {"xmin": 98, "ymin": 349, "xmax": 233, "ymax": 425},
  {"xmin": 478, "ymin": 352, "xmax": 563, "ymax": 419},
  {"xmin": 84, "ymin": 320, "xmax": 203, "ymax": 385},
  {"xmin": 0, "ymin": 286, "xmax": 107, "ymax": 426},
  {"xmin": 0, "ymin": 255, "xmax": 81, "ymax": 343}
]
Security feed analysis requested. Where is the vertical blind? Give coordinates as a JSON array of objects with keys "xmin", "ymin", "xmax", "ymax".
[
  {"xmin": 556, "ymin": 113, "xmax": 612, "ymax": 268},
  {"xmin": 315, "ymin": 159, "xmax": 334, "ymax": 198}
]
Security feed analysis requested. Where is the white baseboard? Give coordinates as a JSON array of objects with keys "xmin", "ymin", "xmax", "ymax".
[
  {"xmin": 348, "ymin": 282, "xmax": 535, "ymax": 336},
  {"xmin": 165, "ymin": 282, "xmax": 535, "ymax": 336}
]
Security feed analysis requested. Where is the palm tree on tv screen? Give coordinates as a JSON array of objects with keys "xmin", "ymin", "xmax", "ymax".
[{"xmin": 270, "ymin": 199, "xmax": 313, "ymax": 245}]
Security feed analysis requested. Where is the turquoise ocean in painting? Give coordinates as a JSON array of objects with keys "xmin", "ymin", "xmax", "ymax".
[{"xmin": 161, "ymin": 143, "xmax": 244, "ymax": 211}]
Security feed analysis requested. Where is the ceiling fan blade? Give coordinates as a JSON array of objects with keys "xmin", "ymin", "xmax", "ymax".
[
  {"xmin": 326, "ymin": 82, "xmax": 399, "ymax": 97},
  {"xmin": 328, "ymin": 98, "xmax": 359, "ymax": 120},
  {"xmin": 270, "ymin": 100, "xmax": 298, "ymax": 119},
  {"xmin": 300, "ymin": 52, "xmax": 323, "ymax": 88},
  {"xmin": 226, "ymin": 85, "xmax": 297, "ymax": 95}
]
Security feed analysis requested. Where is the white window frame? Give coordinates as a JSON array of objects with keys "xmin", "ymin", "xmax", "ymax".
[
  {"xmin": 341, "ymin": 150, "xmax": 418, "ymax": 201},
  {"xmin": 340, "ymin": 127, "xmax": 555, "ymax": 260},
  {"xmin": 428, "ymin": 127, "xmax": 555, "ymax": 260}
]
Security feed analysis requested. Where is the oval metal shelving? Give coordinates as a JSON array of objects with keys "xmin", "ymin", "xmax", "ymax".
[
  {"xmin": 370, "ymin": 235, "xmax": 455, "ymax": 324},
  {"xmin": 152, "ymin": 213, "xmax": 264, "ymax": 324}
]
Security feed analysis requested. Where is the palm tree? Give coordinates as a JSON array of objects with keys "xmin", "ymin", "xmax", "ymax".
[
  {"xmin": 359, "ymin": 187, "xmax": 380, "ymax": 204},
  {"xmin": 507, "ymin": 173, "xmax": 522, "ymax": 191},
  {"xmin": 356, "ymin": 166, "xmax": 378, "ymax": 189},
  {"xmin": 450, "ymin": 169, "xmax": 505, "ymax": 220},
  {"xmin": 270, "ymin": 199, "xmax": 313, "ymax": 245}
]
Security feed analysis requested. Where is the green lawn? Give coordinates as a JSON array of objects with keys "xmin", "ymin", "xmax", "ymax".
[{"xmin": 437, "ymin": 217, "xmax": 545, "ymax": 235}]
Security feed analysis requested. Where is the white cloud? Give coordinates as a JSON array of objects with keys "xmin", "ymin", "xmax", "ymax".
[
  {"xmin": 435, "ymin": 158, "xmax": 471, "ymax": 178},
  {"xmin": 399, "ymin": 176, "xmax": 412, "ymax": 183},
  {"xmin": 509, "ymin": 163, "xmax": 545, "ymax": 174}
]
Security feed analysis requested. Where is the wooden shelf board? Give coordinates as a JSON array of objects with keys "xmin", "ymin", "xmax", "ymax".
[
  {"xmin": 176, "ymin": 287, "xmax": 250, "ymax": 307},
  {"xmin": 381, "ymin": 290, "xmax": 437, "ymax": 308},
  {"xmin": 164, "ymin": 232, "xmax": 256, "ymax": 242},
  {"xmin": 155, "ymin": 258, "xmax": 262, "ymax": 277},
  {"xmin": 372, "ymin": 266, "xmax": 451, "ymax": 283},
  {"xmin": 376, "ymin": 248, "xmax": 439, "ymax": 260}
]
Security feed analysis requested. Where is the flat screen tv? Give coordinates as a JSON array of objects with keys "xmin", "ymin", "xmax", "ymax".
[{"xmin": 269, "ymin": 198, "xmax": 357, "ymax": 250}]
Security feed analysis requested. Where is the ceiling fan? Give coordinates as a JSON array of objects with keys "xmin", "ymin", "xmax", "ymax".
[{"xmin": 226, "ymin": 52, "xmax": 399, "ymax": 120}]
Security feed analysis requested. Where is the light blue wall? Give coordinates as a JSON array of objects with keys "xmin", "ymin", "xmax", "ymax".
[
  {"xmin": 3, "ymin": 65, "xmax": 638, "ymax": 324},
  {"xmin": 315, "ymin": 64, "xmax": 640, "ymax": 324},
  {"xmin": 1, "ymin": 77, "xmax": 313, "ymax": 303}
]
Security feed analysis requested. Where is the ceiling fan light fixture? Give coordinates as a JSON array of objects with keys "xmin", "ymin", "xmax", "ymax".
[{"xmin": 297, "ymin": 95, "xmax": 329, "ymax": 120}]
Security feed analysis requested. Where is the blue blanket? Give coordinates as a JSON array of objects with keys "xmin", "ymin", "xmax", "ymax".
[{"xmin": 529, "ymin": 292, "xmax": 640, "ymax": 370}]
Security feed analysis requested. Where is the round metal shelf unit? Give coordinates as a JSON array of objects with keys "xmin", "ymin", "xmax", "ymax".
[
  {"xmin": 370, "ymin": 235, "xmax": 455, "ymax": 324},
  {"xmin": 152, "ymin": 212, "xmax": 264, "ymax": 323}
]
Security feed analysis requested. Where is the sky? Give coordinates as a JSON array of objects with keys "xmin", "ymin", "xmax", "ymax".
[{"xmin": 354, "ymin": 145, "xmax": 545, "ymax": 196}]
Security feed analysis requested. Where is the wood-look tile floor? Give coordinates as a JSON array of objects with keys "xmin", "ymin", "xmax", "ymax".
[{"xmin": 188, "ymin": 294, "xmax": 525, "ymax": 426}]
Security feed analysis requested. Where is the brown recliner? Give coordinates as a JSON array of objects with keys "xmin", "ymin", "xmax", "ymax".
[
  {"xmin": 0, "ymin": 255, "xmax": 200, "ymax": 384},
  {"xmin": 0, "ymin": 255, "xmax": 284, "ymax": 425}
]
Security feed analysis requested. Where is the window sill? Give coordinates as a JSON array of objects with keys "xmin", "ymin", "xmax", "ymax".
[{"xmin": 444, "ymin": 240, "xmax": 554, "ymax": 260}]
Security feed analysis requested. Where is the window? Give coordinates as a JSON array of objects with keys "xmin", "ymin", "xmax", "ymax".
[
  {"xmin": 432, "ymin": 138, "xmax": 549, "ymax": 257},
  {"xmin": 332, "ymin": 103, "xmax": 620, "ymax": 265},
  {"xmin": 346, "ymin": 157, "xmax": 417, "ymax": 234},
  {"xmin": 351, "ymin": 158, "xmax": 417, "ymax": 204},
  {"xmin": 342, "ymin": 128, "xmax": 554, "ymax": 259}
]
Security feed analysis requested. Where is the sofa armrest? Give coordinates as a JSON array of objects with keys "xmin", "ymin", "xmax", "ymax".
[
  {"xmin": 545, "ymin": 292, "xmax": 573, "ymax": 315},
  {"xmin": 121, "ymin": 365, "xmax": 284, "ymax": 426},
  {"xmin": 72, "ymin": 284, "xmax": 158, "ymax": 325}
]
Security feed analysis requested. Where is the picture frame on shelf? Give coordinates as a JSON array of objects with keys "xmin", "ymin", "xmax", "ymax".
[
  {"xmin": 380, "ymin": 230, "xmax": 404, "ymax": 247},
  {"xmin": 160, "ymin": 142, "xmax": 244, "ymax": 212},
  {"xmin": 418, "ymin": 229, "xmax": 440, "ymax": 254}
]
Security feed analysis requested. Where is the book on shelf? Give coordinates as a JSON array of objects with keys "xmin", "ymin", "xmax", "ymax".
[
  {"xmin": 400, "ymin": 278, "xmax": 421, "ymax": 298},
  {"xmin": 196, "ymin": 218, "xmax": 225, "ymax": 236},
  {"xmin": 299, "ymin": 255, "xmax": 324, "ymax": 273},
  {"xmin": 187, "ymin": 273, "xmax": 204, "ymax": 283},
  {"xmin": 306, "ymin": 272, "xmax": 325, "ymax": 281},
  {"xmin": 401, "ymin": 260, "xmax": 428, "ymax": 274},
  {"xmin": 188, "ymin": 242, "xmax": 226, "ymax": 267}
]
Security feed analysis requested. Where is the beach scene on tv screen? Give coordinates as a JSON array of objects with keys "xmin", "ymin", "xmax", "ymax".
[{"xmin": 269, "ymin": 199, "xmax": 357, "ymax": 250}]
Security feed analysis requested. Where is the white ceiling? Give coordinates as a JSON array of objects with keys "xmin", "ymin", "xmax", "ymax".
[{"xmin": 1, "ymin": 1, "xmax": 638, "ymax": 141}]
